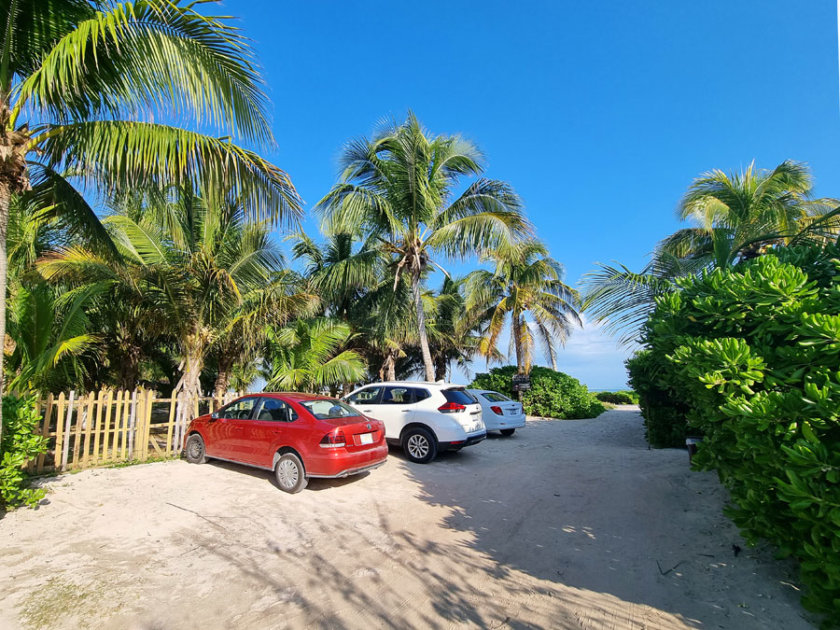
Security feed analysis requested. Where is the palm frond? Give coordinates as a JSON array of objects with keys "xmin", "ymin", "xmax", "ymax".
[
  {"xmin": 14, "ymin": 0, "xmax": 272, "ymax": 144},
  {"xmin": 35, "ymin": 120, "xmax": 301, "ymax": 226}
]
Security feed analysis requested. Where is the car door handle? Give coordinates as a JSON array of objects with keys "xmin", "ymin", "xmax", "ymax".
[
  {"xmin": 361, "ymin": 409, "xmax": 373, "ymax": 413},
  {"xmin": 401, "ymin": 409, "xmax": 410, "ymax": 413}
]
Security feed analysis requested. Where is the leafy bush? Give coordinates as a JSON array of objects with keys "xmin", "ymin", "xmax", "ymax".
[
  {"xmin": 594, "ymin": 390, "xmax": 638, "ymax": 405},
  {"xmin": 1, "ymin": 395, "xmax": 48, "ymax": 510},
  {"xmin": 469, "ymin": 366, "xmax": 605, "ymax": 419},
  {"xmin": 630, "ymin": 245, "xmax": 840, "ymax": 622},
  {"xmin": 626, "ymin": 349, "xmax": 693, "ymax": 447}
]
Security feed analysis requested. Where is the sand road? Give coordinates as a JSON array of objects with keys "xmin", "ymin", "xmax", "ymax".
[{"xmin": 0, "ymin": 406, "xmax": 814, "ymax": 629}]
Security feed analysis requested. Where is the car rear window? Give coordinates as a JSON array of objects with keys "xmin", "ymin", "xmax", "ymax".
[
  {"xmin": 442, "ymin": 388, "xmax": 476, "ymax": 405},
  {"xmin": 299, "ymin": 399, "xmax": 361, "ymax": 420},
  {"xmin": 481, "ymin": 392, "xmax": 511, "ymax": 402}
]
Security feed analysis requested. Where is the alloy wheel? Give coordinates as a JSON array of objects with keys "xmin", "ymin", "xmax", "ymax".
[{"xmin": 406, "ymin": 434, "xmax": 430, "ymax": 459}]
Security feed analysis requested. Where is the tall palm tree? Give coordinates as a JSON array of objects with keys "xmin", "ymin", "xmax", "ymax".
[
  {"xmin": 465, "ymin": 240, "xmax": 580, "ymax": 375},
  {"xmin": 317, "ymin": 114, "xmax": 531, "ymax": 381},
  {"xmin": 0, "ymin": 0, "xmax": 300, "ymax": 439},
  {"xmin": 582, "ymin": 160, "xmax": 837, "ymax": 344},
  {"xmin": 263, "ymin": 317, "xmax": 366, "ymax": 393}
]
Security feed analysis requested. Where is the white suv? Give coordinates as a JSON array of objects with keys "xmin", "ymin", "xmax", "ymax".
[{"xmin": 343, "ymin": 382, "xmax": 486, "ymax": 463}]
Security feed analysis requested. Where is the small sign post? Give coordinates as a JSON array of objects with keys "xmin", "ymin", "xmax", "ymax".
[{"xmin": 512, "ymin": 374, "xmax": 531, "ymax": 392}]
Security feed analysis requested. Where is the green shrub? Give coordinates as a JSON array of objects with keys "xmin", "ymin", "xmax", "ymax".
[
  {"xmin": 1, "ymin": 395, "xmax": 48, "ymax": 510},
  {"xmin": 594, "ymin": 390, "xmax": 638, "ymax": 405},
  {"xmin": 631, "ymin": 245, "xmax": 840, "ymax": 623},
  {"xmin": 469, "ymin": 366, "xmax": 605, "ymax": 419},
  {"xmin": 626, "ymin": 349, "xmax": 692, "ymax": 447}
]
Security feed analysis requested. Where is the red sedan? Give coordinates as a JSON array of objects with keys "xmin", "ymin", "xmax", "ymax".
[{"xmin": 183, "ymin": 393, "xmax": 388, "ymax": 493}]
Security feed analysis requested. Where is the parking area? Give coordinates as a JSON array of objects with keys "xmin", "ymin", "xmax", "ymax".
[{"xmin": 0, "ymin": 407, "xmax": 814, "ymax": 629}]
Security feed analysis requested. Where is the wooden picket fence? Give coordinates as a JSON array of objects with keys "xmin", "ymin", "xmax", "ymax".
[{"xmin": 28, "ymin": 389, "xmax": 248, "ymax": 475}]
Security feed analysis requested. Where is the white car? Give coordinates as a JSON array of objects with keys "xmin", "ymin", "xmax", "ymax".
[
  {"xmin": 467, "ymin": 389, "xmax": 526, "ymax": 436},
  {"xmin": 344, "ymin": 382, "xmax": 486, "ymax": 463}
]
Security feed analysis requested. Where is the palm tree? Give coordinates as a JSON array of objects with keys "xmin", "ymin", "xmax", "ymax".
[
  {"xmin": 0, "ymin": 0, "xmax": 300, "ymax": 440},
  {"xmin": 665, "ymin": 160, "xmax": 836, "ymax": 268},
  {"xmin": 582, "ymin": 160, "xmax": 837, "ymax": 344},
  {"xmin": 424, "ymin": 277, "xmax": 489, "ymax": 381},
  {"xmin": 40, "ymin": 188, "xmax": 305, "ymax": 444},
  {"xmin": 317, "ymin": 113, "xmax": 531, "ymax": 381},
  {"xmin": 289, "ymin": 229, "xmax": 419, "ymax": 384},
  {"xmin": 465, "ymin": 240, "xmax": 580, "ymax": 375},
  {"xmin": 5, "ymin": 279, "xmax": 99, "ymax": 392},
  {"xmin": 209, "ymin": 269, "xmax": 315, "ymax": 399},
  {"xmin": 289, "ymin": 230, "xmax": 383, "ymax": 319},
  {"xmin": 263, "ymin": 317, "xmax": 366, "ymax": 393}
]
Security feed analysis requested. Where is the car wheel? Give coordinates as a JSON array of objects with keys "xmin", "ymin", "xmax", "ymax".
[
  {"xmin": 402, "ymin": 427, "xmax": 437, "ymax": 464},
  {"xmin": 500, "ymin": 428, "xmax": 516, "ymax": 437},
  {"xmin": 184, "ymin": 434, "xmax": 208, "ymax": 464},
  {"xmin": 274, "ymin": 453, "xmax": 308, "ymax": 494}
]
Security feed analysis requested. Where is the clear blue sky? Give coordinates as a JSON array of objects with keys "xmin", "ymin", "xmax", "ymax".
[{"xmin": 225, "ymin": 0, "xmax": 840, "ymax": 389}]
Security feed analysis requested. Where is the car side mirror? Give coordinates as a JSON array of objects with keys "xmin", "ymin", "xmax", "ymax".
[{"xmin": 210, "ymin": 411, "xmax": 221, "ymax": 420}]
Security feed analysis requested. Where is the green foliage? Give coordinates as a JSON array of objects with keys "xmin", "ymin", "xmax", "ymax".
[
  {"xmin": 464, "ymin": 239, "xmax": 580, "ymax": 373},
  {"xmin": 264, "ymin": 317, "xmax": 366, "ymax": 393},
  {"xmin": 469, "ymin": 366, "xmax": 605, "ymax": 419},
  {"xmin": 630, "ymin": 244, "xmax": 840, "ymax": 622},
  {"xmin": 594, "ymin": 390, "xmax": 638, "ymax": 405},
  {"xmin": 317, "ymin": 113, "xmax": 530, "ymax": 380},
  {"xmin": 0, "ymin": 396, "xmax": 47, "ymax": 510},
  {"xmin": 626, "ymin": 349, "xmax": 693, "ymax": 448},
  {"xmin": 582, "ymin": 160, "xmax": 838, "ymax": 345}
]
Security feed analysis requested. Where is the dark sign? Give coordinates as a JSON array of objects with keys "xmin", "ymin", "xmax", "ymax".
[{"xmin": 512, "ymin": 374, "xmax": 531, "ymax": 391}]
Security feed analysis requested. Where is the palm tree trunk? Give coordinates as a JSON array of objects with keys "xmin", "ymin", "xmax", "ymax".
[
  {"xmin": 213, "ymin": 356, "xmax": 233, "ymax": 400},
  {"xmin": 386, "ymin": 351, "xmax": 396, "ymax": 381},
  {"xmin": 513, "ymin": 314, "xmax": 525, "ymax": 375},
  {"xmin": 434, "ymin": 355, "xmax": 447, "ymax": 382},
  {"xmin": 0, "ymin": 94, "xmax": 33, "ymax": 443},
  {"xmin": 512, "ymin": 314, "xmax": 525, "ymax": 402},
  {"xmin": 118, "ymin": 346, "xmax": 141, "ymax": 390},
  {"xmin": 411, "ymin": 271, "xmax": 435, "ymax": 381},
  {"xmin": 0, "ymin": 182, "xmax": 8, "ymax": 444},
  {"xmin": 381, "ymin": 352, "xmax": 396, "ymax": 381},
  {"xmin": 175, "ymin": 348, "xmax": 204, "ymax": 452}
]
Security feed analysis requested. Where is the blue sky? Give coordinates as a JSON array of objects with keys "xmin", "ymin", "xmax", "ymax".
[{"xmin": 225, "ymin": 0, "xmax": 840, "ymax": 389}]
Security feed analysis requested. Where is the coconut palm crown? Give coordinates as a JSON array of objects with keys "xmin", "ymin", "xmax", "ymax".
[
  {"xmin": 465, "ymin": 239, "xmax": 581, "ymax": 375},
  {"xmin": 582, "ymin": 160, "xmax": 838, "ymax": 344},
  {"xmin": 317, "ymin": 113, "xmax": 532, "ymax": 381}
]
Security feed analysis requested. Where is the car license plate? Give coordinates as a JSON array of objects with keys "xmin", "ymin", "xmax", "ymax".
[
  {"xmin": 359, "ymin": 432, "xmax": 374, "ymax": 445},
  {"xmin": 507, "ymin": 408, "xmax": 517, "ymax": 415}
]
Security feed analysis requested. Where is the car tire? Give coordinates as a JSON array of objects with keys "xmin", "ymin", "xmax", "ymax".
[
  {"xmin": 184, "ymin": 434, "xmax": 208, "ymax": 464},
  {"xmin": 274, "ymin": 453, "xmax": 308, "ymax": 494},
  {"xmin": 500, "ymin": 429, "xmax": 516, "ymax": 437},
  {"xmin": 402, "ymin": 427, "xmax": 437, "ymax": 464}
]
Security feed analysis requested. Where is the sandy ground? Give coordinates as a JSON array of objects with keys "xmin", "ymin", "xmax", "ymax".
[{"xmin": 0, "ymin": 406, "xmax": 815, "ymax": 630}]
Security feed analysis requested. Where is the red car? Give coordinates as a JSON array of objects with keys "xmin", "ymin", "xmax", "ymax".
[{"xmin": 183, "ymin": 393, "xmax": 388, "ymax": 493}]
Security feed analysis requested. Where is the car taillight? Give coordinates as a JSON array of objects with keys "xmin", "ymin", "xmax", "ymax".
[
  {"xmin": 319, "ymin": 430, "xmax": 346, "ymax": 448},
  {"xmin": 438, "ymin": 402, "xmax": 466, "ymax": 413},
  {"xmin": 490, "ymin": 405, "xmax": 503, "ymax": 415}
]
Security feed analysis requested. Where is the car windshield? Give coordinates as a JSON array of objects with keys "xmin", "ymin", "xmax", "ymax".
[
  {"xmin": 442, "ymin": 388, "xmax": 476, "ymax": 405},
  {"xmin": 481, "ymin": 392, "xmax": 511, "ymax": 402},
  {"xmin": 299, "ymin": 399, "xmax": 360, "ymax": 420}
]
